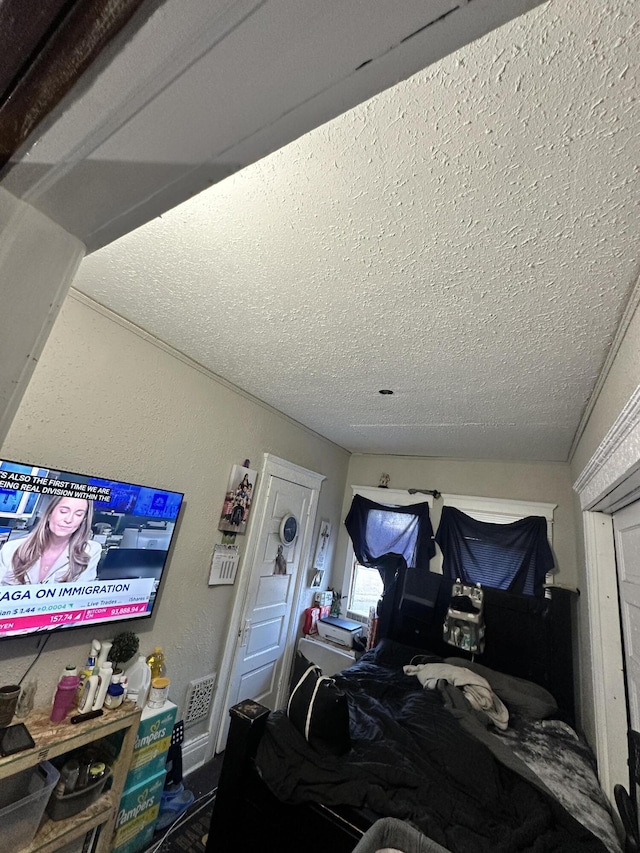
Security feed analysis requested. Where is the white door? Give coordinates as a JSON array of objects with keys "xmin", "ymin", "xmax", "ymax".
[
  {"xmin": 213, "ymin": 454, "xmax": 324, "ymax": 754},
  {"xmin": 613, "ymin": 500, "xmax": 640, "ymax": 735}
]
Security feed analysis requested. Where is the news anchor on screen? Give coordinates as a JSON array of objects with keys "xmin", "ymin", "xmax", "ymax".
[{"xmin": 0, "ymin": 496, "xmax": 101, "ymax": 584}]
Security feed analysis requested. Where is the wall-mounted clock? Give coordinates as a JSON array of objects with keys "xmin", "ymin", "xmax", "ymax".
[{"xmin": 279, "ymin": 513, "xmax": 299, "ymax": 546}]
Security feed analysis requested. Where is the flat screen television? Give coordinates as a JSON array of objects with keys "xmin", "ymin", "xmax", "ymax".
[{"xmin": 0, "ymin": 458, "xmax": 184, "ymax": 639}]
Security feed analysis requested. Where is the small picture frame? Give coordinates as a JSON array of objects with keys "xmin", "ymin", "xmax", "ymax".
[
  {"xmin": 310, "ymin": 569, "xmax": 324, "ymax": 589},
  {"xmin": 313, "ymin": 520, "xmax": 331, "ymax": 571},
  {"xmin": 218, "ymin": 464, "xmax": 257, "ymax": 535}
]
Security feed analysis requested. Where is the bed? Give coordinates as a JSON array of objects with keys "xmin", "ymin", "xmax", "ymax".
[{"xmin": 205, "ymin": 573, "xmax": 625, "ymax": 853}]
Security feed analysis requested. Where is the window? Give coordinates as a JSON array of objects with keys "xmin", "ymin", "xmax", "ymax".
[
  {"xmin": 344, "ymin": 490, "xmax": 557, "ymax": 618},
  {"xmin": 436, "ymin": 494, "xmax": 557, "ymax": 596},
  {"xmin": 348, "ymin": 559, "xmax": 384, "ymax": 619},
  {"xmin": 344, "ymin": 486, "xmax": 435, "ymax": 621}
]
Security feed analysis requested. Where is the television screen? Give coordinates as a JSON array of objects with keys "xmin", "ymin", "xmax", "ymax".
[{"xmin": 0, "ymin": 458, "xmax": 184, "ymax": 639}]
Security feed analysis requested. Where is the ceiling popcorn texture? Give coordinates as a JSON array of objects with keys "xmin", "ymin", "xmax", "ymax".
[{"xmin": 73, "ymin": 0, "xmax": 639, "ymax": 462}]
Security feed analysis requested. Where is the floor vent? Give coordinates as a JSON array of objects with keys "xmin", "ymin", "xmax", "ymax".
[{"xmin": 184, "ymin": 672, "xmax": 217, "ymax": 726}]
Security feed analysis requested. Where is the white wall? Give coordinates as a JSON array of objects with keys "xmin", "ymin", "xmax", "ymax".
[
  {"xmin": 0, "ymin": 292, "xmax": 349, "ymax": 758},
  {"xmin": 0, "ymin": 189, "xmax": 84, "ymax": 443}
]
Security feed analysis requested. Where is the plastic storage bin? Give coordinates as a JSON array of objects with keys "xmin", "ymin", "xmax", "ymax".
[
  {"xmin": 46, "ymin": 770, "xmax": 112, "ymax": 821},
  {"xmin": 0, "ymin": 760, "xmax": 60, "ymax": 850}
]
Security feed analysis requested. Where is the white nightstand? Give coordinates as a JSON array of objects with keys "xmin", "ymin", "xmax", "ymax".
[{"xmin": 297, "ymin": 636, "xmax": 357, "ymax": 676}]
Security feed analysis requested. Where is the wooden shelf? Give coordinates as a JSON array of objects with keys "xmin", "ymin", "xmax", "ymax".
[
  {"xmin": 23, "ymin": 791, "xmax": 114, "ymax": 853},
  {"xmin": 0, "ymin": 701, "xmax": 141, "ymax": 853}
]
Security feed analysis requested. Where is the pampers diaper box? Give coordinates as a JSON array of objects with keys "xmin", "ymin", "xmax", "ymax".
[
  {"xmin": 125, "ymin": 701, "xmax": 177, "ymax": 788},
  {"xmin": 111, "ymin": 766, "xmax": 166, "ymax": 853}
]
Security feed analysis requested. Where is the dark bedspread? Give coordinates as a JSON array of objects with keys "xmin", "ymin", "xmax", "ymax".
[{"xmin": 256, "ymin": 644, "xmax": 613, "ymax": 853}]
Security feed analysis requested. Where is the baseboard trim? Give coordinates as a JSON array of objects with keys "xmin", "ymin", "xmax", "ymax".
[{"xmin": 182, "ymin": 731, "xmax": 211, "ymax": 777}]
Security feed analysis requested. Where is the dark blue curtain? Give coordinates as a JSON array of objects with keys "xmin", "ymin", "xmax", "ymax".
[
  {"xmin": 345, "ymin": 495, "xmax": 435, "ymax": 639},
  {"xmin": 435, "ymin": 506, "xmax": 554, "ymax": 597},
  {"xmin": 344, "ymin": 495, "xmax": 435, "ymax": 570}
]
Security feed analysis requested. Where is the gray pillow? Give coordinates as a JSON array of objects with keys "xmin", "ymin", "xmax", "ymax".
[{"xmin": 444, "ymin": 657, "xmax": 558, "ymax": 719}]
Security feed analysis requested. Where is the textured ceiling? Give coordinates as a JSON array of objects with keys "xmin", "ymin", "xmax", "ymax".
[{"xmin": 72, "ymin": 0, "xmax": 639, "ymax": 462}]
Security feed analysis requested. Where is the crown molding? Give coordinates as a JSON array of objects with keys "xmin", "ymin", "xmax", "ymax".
[{"xmin": 573, "ymin": 384, "xmax": 640, "ymax": 511}]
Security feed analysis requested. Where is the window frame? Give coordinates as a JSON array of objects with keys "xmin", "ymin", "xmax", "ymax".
[{"xmin": 347, "ymin": 558, "xmax": 385, "ymax": 621}]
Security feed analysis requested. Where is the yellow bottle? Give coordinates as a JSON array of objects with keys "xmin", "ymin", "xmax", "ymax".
[{"xmin": 145, "ymin": 646, "xmax": 166, "ymax": 680}]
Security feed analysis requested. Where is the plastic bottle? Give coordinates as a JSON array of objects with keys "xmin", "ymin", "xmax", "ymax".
[
  {"xmin": 76, "ymin": 639, "xmax": 101, "ymax": 705},
  {"xmin": 92, "ymin": 662, "xmax": 113, "ymax": 710},
  {"xmin": 51, "ymin": 673, "xmax": 80, "ymax": 722},
  {"xmin": 104, "ymin": 674, "xmax": 125, "ymax": 710},
  {"xmin": 55, "ymin": 758, "xmax": 80, "ymax": 796},
  {"xmin": 145, "ymin": 647, "xmax": 166, "ymax": 680},
  {"xmin": 96, "ymin": 641, "xmax": 112, "ymax": 668},
  {"xmin": 59, "ymin": 664, "xmax": 78, "ymax": 681},
  {"xmin": 52, "ymin": 665, "xmax": 77, "ymax": 704},
  {"xmin": 77, "ymin": 674, "xmax": 100, "ymax": 714},
  {"xmin": 126, "ymin": 655, "xmax": 152, "ymax": 708}
]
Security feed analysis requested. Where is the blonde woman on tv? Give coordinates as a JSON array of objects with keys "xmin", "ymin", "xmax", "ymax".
[{"xmin": 0, "ymin": 496, "xmax": 101, "ymax": 584}]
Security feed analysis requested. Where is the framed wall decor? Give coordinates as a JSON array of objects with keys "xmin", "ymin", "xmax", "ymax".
[
  {"xmin": 313, "ymin": 519, "xmax": 331, "ymax": 570},
  {"xmin": 279, "ymin": 513, "xmax": 299, "ymax": 545},
  {"xmin": 218, "ymin": 463, "xmax": 258, "ymax": 535},
  {"xmin": 310, "ymin": 568, "xmax": 324, "ymax": 588}
]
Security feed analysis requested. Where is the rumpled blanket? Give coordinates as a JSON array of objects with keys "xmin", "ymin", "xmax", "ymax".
[
  {"xmin": 403, "ymin": 663, "xmax": 509, "ymax": 730},
  {"xmin": 257, "ymin": 645, "xmax": 612, "ymax": 852}
]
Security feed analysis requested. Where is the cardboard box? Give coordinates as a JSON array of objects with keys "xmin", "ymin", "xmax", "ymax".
[
  {"xmin": 112, "ymin": 766, "xmax": 166, "ymax": 853},
  {"xmin": 125, "ymin": 701, "xmax": 177, "ymax": 789}
]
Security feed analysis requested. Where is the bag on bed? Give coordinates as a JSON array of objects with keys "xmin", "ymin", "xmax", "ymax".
[
  {"xmin": 443, "ymin": 579, "xmax": 485, "ymax": 654},
  {"xmin": 287, "ymin": 651, "xmax": 351, "ymax": 756}
]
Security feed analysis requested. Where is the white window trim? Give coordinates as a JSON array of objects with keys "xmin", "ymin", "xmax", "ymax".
[{"xmin": 348, "ymin": 485, "xmax": 436, "ymax": 509}]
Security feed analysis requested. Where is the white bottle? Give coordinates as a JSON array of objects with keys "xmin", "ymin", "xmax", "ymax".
[
  {"xmin": 96, "ymin": 641, "xmax": 112, "ymax": 667},
  {"xmin": 77, "ymin": 674, "xmax": 100, "ymax": 713},
  {"xmin": 92, "ymin": 662, "xmax": 113, "ymax": 710},
  {"xmin": 125, "ymin": 655, "xmax": 151, "ymax": 708}
]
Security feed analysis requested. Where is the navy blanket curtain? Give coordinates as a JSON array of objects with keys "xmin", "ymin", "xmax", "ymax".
[
  {"xmin": 435, "ymin": 506, "xmax": 554, "ymax": 597},
  {"xmin": 344, "ymin": 495, "xmax": 435, "ymax": 638},
  {"xmin": 344, "ymin": 497, "xmax": 554, "ymax": 604},
  {"xmin": 344, "ymin": 495, "xmax": 435, "ymax": 570}
]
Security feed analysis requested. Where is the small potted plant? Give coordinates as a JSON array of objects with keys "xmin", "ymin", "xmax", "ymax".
[
  {"xmin": 328, "ymin": 588, "xmax": 345, "ymax": 618},
  {"xmin": 107, "ymin": 631, "xmax": 139, "ymax": 673}
]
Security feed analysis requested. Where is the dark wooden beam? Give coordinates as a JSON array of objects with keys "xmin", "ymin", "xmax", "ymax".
[{"xmin": 0, "ymin": 0, "xmax": 149, "ymax": 169}]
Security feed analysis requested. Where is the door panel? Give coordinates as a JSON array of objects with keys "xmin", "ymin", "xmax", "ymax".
[
  {"xmin": 247, "ymin": 617, "xmax": 284, "ymax": 656},
  {"xmin": 255, "ymin": 574, "xmax": 291, "ymax": 607},
  {"xmin": 237, "ymin": 662, "xmax": 278, "ymax": 705}
]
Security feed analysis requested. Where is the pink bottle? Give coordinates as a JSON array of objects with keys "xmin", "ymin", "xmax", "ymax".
[{"xmin": 50, "ymin": 674, "xmax": 80, "ymax": 722}]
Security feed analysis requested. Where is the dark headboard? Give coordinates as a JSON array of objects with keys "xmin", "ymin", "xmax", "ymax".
[{"xmin": 381, "ymin": 567, "xmax": 578, "ymax": 726}]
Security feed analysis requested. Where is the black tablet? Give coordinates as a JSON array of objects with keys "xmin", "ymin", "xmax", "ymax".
[{"xmin": 0, "ymin": 722, "xmax": 35, "ymax": 756}]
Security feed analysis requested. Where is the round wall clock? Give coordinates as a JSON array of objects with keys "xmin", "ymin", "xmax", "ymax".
[{"xmin": 279, "ymin": 513, "xmax": 299, "ymax": 545}]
